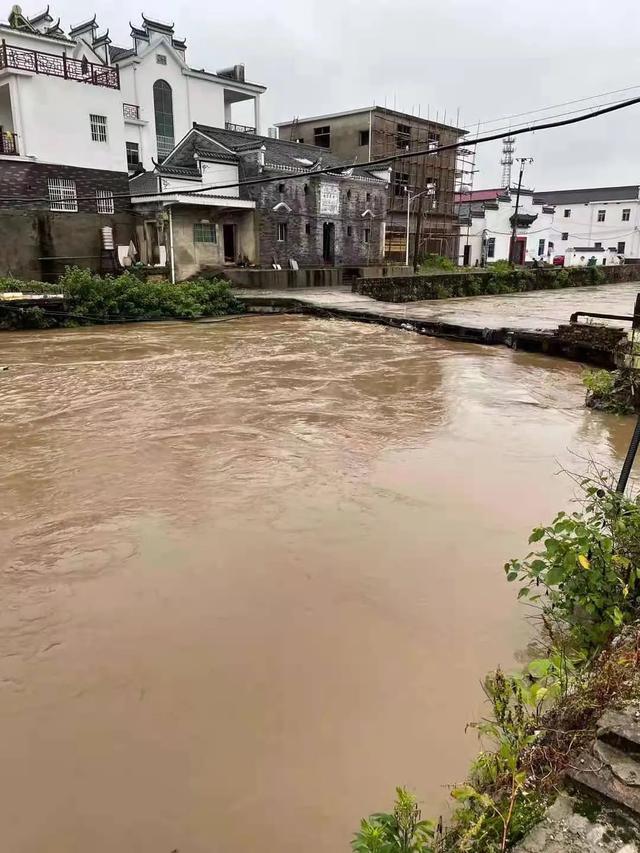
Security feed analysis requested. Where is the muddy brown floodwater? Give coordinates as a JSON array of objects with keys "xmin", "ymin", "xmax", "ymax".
[{"xmin": 0, "ymin": 316, "xmax": 634, "ymax": 853}]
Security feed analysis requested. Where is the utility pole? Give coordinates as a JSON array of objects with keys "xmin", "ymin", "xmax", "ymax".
[{"xmin": 508, "ymin": 157, "xmax": 533, "ymax": 266}]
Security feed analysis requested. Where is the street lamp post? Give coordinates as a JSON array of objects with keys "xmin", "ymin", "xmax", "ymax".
[{"xmin": 404, "ymin": 185, "xmax": 436, "ymax": 268}]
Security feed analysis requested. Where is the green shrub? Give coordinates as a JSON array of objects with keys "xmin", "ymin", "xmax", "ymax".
[
  {"xmin": 505, "ymin": 483, "xmax": 640, "ymax": 652},
  {"xmin": 582, "ymin": 369, "xmax": 615, "ymax": 397},
  {"xmin": 419, "ymin": 253, "xmax": 456, "ymax": 273}
]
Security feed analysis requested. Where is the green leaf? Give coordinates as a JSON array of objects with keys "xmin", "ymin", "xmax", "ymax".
[
  {"xmin": 528, "ymin": 658, "xmax": 552, "ymax": 679},
  {"xmin": 517, "ymin": 587, "xmax": 530, "ymax": 599},
  {"xmin": 507, "ymin": 571, "xmax": 518, "ymax": 582},
  {"xmin": 529, "ymin": 528, "xmax": 545, "ymax": 543}
]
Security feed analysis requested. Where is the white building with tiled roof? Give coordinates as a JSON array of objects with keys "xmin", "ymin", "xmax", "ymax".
[{"xmin": 108, "ymin": 14, "xmax": 266, "ymax": 171}]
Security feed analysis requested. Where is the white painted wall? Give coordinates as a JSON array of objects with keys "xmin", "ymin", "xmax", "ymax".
[
  {"xmin": 548, "ymin": 198, "xmax": 640, "ymax": 261},
  {"xmin": 14, "ymin": 73, "xmax": 127, "ymax": 170},
  {"xmin": 200, "ymin": 161, "xmax": 239, "ymax": 196},
  {"xmin": 0, "ymin": 27, "xmax": 126, "ymax": 170},
  {"xmin": 118, "ymin": 40, "xmax": 256, "ymax": 169},
  {"xmin": 0, "ymin": 84, "xmax": 13, "ymax": 131},
  {"xmin": 459, "ymin": 193, "xmax": 555, "ymax": 266}
]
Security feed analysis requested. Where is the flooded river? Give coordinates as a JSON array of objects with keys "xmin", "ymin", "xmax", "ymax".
[{"xmin": 0, "ymin": 317, "xmax": 634, "ymax": 853}]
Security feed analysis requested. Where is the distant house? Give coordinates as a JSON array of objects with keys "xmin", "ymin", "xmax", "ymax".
[
  {"xmin": 456, "ymin": 188, "xmax": 555, "ymax": 265},
  {"xmin": 130, "ymin": 125, "xmax": 390, "ymax": 280},
  {"xmin": 533, "ymin": 186, "xmax": 640, "ymax": 262},
  {"xmin": 276, "ymin": 107, "xmax": 466, "ymax": 261}
]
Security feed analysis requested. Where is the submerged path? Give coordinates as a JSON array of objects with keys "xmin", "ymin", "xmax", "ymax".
[{"xmin": 234, "ymin": 281, "xmax": 640, "ymax": 364}]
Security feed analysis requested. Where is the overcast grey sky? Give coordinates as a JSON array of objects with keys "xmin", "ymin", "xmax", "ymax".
[{"xmin": 48, "ymin": 0, "xmax": 640, "ymax": 189}]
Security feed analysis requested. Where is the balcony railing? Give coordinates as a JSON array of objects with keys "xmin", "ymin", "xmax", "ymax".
[
  {"xmin": 0, "ymin": 130, "xmax": 17, "ymax": 155},
  {"xmin": 123, "ymin": 103, "xmax": 140, "ymax": 120},
  {"xmin": 225, "ymin": 121, "xmax": 256, "ymax": 134},
  {"xmin": 0, "ymin": 41, "xmax": 119, "ymax": 89}
]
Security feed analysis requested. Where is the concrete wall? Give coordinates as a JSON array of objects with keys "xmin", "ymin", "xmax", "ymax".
[
  {"xmin": 168, "ymin": 207, "xmax": 256, "ymax": 280},
  {"xmin": 0, "ymin": 210, "xmax": 134, "ymax": 281},
  {"xmin": 224, "ymin": 263, "xmax": 411, "ymax": 289}
]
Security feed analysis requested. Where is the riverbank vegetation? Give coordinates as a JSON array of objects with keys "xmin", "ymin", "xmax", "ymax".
[
  {"xmin": 353, "ymin": 475, "xmax": 640, "ymax": 851},
  {"xmin": 0, "ymin": 267, "xmax": 243, "ymax": 329},
  {"xmin": 583, "ymin": 368, "xmax": 639, "ymax": 414}
]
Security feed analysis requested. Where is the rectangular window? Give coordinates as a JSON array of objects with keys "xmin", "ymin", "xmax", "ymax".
[
  {"xmin": 561, "ymin": 232, "xmax": 569, "ymax": 241},
  {"xmin": 48, "ymin": 177, "xmax": 78, "ymax": 212},
  {"xmin": 364, "ymin": 228, "xmax": 370, "ymax": 244},
  {"xmin": 314, "ymin": 125, "xmax": 330, "ymax": 148},
  {"xmin": 156, "ymin": 54, "xmax": 167, "ymax": 65},
  {"xmin": 594, "ymin": 241, "xmax": 602, "ymax": 249},
  {"xmin": 396, "ymin": 122, "xmax": 411, "ymax": 148},
  {"xmin": 359, "ymin": 129, "xmax": 369, "ymax": 147},
  {"xmin": 366, "ymin": 192, "xmax": 371, "ymax": 202},
  {"xmin": 278, "ymin": 183, "xmax": 285, "ymax": 194},
  {"xmin": 563, "ymin": 209, "xmax": 571, "ymax": 218},
  {"xmin": 428, "ymin": 130, "xmax": 440, "ymax": 149},
  {"xmin": 486, "ymin": 237, "xmax": 495, "ymax": 258},
  {"xmin": 90, "ymin": 113, "xmax": 107, "ymax": 142},
  {"xmin": 193, "ymin": 222, "xmax": 217, "ymax": 243},
  {"xmin": 597, "ymin": 209, "xmax": 606, "ymax": 222},
  {"xmin": 347, "ymin": 225, "xmax": 352, "ymax": 237},
  {"xmin": 277, "ymin": 222, "xmax": 287, "ymax": 242},
  {"xmin": 126, "ymin": 141, "xmax": 140, "ymax": 170},
  {"xmin": 393, "ymin": 170, "xmax": 409, "ymax": 197},
  {"xmin": 618, "ymin": 241, "xmax": 626, "ymax": 254},
  {"xmin": 96, "ymin": 189, "xmax": 114, "ymax": 214},
  {"xmin": 622, "ymin": 208, "xmax": 631, "ymax": 221},
  {"xmin": 538, "ymin": 238, "xmax": 545, "ymax": 256},
  {"xmin": 305, "ymin": 222, "xmax": 311, "ymax": 235},
  {"xmin": 295, "ymin": 137, "xmax": 304, "ymax": 144}
]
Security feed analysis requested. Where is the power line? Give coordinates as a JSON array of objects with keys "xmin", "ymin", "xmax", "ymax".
[
  {"xmin": 1, "ymin": 94, "xmax": 640, "ymax": 204},
  {"xmin": 469, "ymin": 83, "xmax": 640, "ymax": 129}
]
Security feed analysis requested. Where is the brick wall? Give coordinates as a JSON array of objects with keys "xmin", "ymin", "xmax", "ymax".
[
  {"xmin": 0, "ymin": 161, "xmax": 131, "ymax": 214},
  {"xmin": 241, "ymin": 162, "xmax": 388, "ymax": 267}
]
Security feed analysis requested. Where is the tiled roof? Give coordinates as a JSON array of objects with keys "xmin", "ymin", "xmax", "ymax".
[
  {"xmin": 455, "ymin": 188, "xmax": 503, "ymax": 203},
  {"xmin": 192, "ymin": 124, "xmax": 385, "ymax": 180},
  {"xmin": 535, "ymin": 186, "xmax": 640, "ymax": 205},
  {"xmin": 129, "ymin": 171, "xmax": 159, "ymax": 194},
  {"xmin": 157, "ymin": 163, "xmax": 200, "ymax": 177},
  {"xmin": 109, "ymin": 44, "xmax": 133, "ymax": 61}
]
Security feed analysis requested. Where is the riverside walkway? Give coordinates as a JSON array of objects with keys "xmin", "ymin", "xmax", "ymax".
[{"xmin": 235, "ymin": 281, "xmax": 640, "ymax": 333}]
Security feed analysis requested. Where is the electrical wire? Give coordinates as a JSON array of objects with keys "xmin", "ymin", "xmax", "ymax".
[
  {"xmin": 469, "ymin": 83, "xmax": 640, "ymax": 129},
  {"xmin": 2, "ymin": 94, "xmax": 640, "ymax": 204}
]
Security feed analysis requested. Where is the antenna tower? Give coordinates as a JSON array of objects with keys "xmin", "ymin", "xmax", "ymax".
[{"xmin": 500, "ymin": 136, "xmax": 515, "ymax": 189}]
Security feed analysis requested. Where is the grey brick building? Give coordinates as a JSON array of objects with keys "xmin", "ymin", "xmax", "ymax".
[{"xmin": 130, "ymin": 124, "xmax": 390, "ymax": 280}]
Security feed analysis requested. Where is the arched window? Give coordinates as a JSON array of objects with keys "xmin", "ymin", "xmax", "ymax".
[{"xmin": 153, "ymin": 80, "xmax": 174, "ymax": 161}]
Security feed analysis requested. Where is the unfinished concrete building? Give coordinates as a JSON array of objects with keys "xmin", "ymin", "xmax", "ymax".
[{"xmin": 276, "ymin": 106, "xmax": 467, "ymax": 262}]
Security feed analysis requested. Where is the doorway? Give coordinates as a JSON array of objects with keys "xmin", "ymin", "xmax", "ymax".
[
  {"xmin": 463, "ymin": 244, "xmax": 471, "ymax": 266},
  {"xmin": 223, "ymin": 224, "xmax": 236, "ymax": 263},
  {"xmin": 322, "ymin": 222, "xmax": 335, "ymax": 264},
  {"xmin": 513, "ymin": 237, "xmax": 526, "ymax": 266}
]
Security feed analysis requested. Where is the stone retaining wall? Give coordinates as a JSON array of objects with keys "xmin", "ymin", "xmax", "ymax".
[{"xmin": 354, "ymin": 264, "xmax": 640, "ymax": 303}]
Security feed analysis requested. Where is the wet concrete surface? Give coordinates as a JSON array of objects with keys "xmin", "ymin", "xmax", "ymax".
[{"xmin": 235, "ymin": 281, "xmax": 640, "ymax": 332}]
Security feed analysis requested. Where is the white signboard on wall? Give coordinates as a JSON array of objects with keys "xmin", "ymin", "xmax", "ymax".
[{"xmin": 319, "ymin": 184, "xmax": 340, "ymax": 215}]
